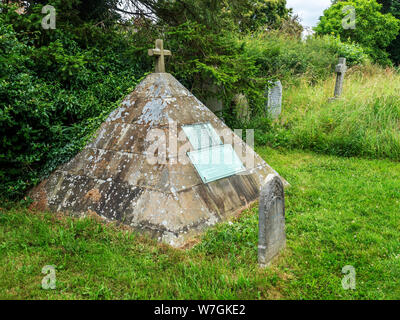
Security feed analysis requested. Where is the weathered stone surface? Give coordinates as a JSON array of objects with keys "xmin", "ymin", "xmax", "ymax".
[
  {"xmin": 148, "ymin": 39, "xmax": 171, "ymax": 73},
  {"xmin": 133, "ymin": 73, "xmax": 191, "ymax": 99},
  {"xmin": 266, "ymin": 80, "xmax": 282, "ymax": 119},
  {"xmin": 29, "ymin": 72, "xmax": 289, "ymax": 247},
  {"xmin": 258, "ymin": 174, "xmax": 286, "ymax": 267}
]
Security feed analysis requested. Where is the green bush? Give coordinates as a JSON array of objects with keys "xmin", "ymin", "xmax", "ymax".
[
  {"xmin": 165, "ymin": 22, "xmax": 274, "ymax": 119},
  {"xmin": 240, "ymin": 32, "xmax": 368, "ymax": 85},
  {"xmin": 313, "ymin": 35, "xmax": 369, "ymax": 66},
  {"xmin": 0, "ymin": 16, "xmax": 145, "ymax": 199}
]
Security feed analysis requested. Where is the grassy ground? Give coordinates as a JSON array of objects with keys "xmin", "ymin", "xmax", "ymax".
[{"xmin": 1, "ymin": 146, "xmax": 399, "ymax": 300}]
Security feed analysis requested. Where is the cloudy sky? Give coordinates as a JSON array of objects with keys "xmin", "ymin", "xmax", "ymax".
[{"xmin": 286, "ymin": 0, "xmax": 332, "ymax": 28}]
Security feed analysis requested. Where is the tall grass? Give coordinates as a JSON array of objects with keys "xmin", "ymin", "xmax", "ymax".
[
  {"xmin": 271, "ymin": 65, "xmax": 400, "ymax": 161},
  {"xmin": 241, "ymin": 32, "xmax": 368, "ymax": 86}
]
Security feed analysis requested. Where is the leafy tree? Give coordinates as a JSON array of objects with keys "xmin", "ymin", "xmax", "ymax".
[
  {"xmin": 118, "ymin": 0, "xmax": 290, "ymax": 32},
  {"xmin": 377, "ymin": 0, "xmax": 400, "ymax": 64},
  {"xmin": 376, "ymin": 0, "xmax": 396, "ymax": 12},
  {"xmin": 315, "ymin": 0, "xmax": 400, "ymax": 65},
  {"xmin": 11, "ymin": 0, "xmax": 121, "ymax": 25},
  {"xmin": 8, "ymin": 0, "xmax": 291, "ymax": 32}
]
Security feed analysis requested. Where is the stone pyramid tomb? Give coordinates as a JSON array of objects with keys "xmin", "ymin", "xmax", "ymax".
[{"xmin": 29, "ymin": 40, "xmax": 288, "ymax": 247}]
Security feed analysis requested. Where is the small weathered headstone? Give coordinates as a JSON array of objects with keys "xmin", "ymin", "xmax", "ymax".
[
  {"xmin": 266, "ymin": 80, "xmax": 282, "ymax": 119},
  {"xmin": 258, "ymin": 174, "xmax": 286, "ymax": 267},
  {"xmin": 233, "ymin": 93, "xmax": 250, "ymax": 122},
  {"xmin": 333, "ymin": 57, "xmax": 347, "ymax": 98},
  {"xmin": 203, "ymin": 82, "xmax": 223, "ymax": 113}
]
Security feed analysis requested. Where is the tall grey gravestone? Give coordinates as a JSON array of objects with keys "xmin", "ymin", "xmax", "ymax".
[
  {"xmin": 333, "ymin": 57, "xmax": 347, "ymax": 98},
  {"xmin": 258, "ymin": 174, "xmax": 286, "ymax": 267},
  {"xmin": 266, "ymin": 80, "xmax": 282, "ymax": 119}
]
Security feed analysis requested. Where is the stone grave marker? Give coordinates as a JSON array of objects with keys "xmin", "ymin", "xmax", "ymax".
[
  {"xmin": 258, "ymin": 174, "xmax": 286, "ymax": 267},
  {"xmin": 233, "ymin": 93, "xmax": 250, "ymax": 122},
  {"xmin": 333, "ymin": 57, "xmax": 347, "ymax": 98},
  {"xmin": 266, "ymin": 80, "xmax": 282, "ymax": 119},
  {"xmin": 148, "ymin": 39, "xmax": 171, "ymax": 73}
]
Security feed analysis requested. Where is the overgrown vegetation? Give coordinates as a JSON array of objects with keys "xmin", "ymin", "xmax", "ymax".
[
  {"xmin": 261, "ymin": 65, "xmax": 400, "ymax": 161},
  {"xmin": 377, "ymin": 0, "xmax": 400, "ymax": 65}
]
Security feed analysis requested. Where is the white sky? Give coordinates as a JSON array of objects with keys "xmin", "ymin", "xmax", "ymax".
[{"xmin": 286, "ymin": 0, "xmax": 332, "ymax": 28}]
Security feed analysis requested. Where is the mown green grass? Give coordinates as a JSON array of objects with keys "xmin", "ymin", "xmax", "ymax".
[{"xmin": 1, "ymin": 147, "xmax": 399, "ymax": 300}]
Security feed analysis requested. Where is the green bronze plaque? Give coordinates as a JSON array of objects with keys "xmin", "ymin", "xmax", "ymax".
[
  {"xmin": 182, "ymin": 123, "xmax": 222, "ymax": 151},
  {"xmin": 187, "ymin": 144, "xmax": 246, "ymax": 184}
]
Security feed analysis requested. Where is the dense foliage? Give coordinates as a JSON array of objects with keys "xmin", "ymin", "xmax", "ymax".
[
  {"xmin": 115, "ymin": 0, "xmax": 290, "ymax": 32},
  {"xmin": 0, "ymin": 6, "xmax": 147, "ymax": 199},
  {"xmin": 377, "ymin": 0, "xmax": 400, "ymax": 64},
  {"xmin": 315, "ymin": 0, "xmax": 400, "ymax": 65}
]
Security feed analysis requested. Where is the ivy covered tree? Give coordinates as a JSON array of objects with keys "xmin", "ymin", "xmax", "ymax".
[
  {"xmin": 315, "ymin": 0, "xmax": 400, "ymax": 65},
  {"xmin": 116, "ymin": 0, "xmax": 290, "ymax": 32}
]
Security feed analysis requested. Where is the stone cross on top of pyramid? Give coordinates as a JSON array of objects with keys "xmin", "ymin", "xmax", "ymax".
[{"xmin": 148, "ymin": 39, "xmax": 171, "ymax": 73}]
